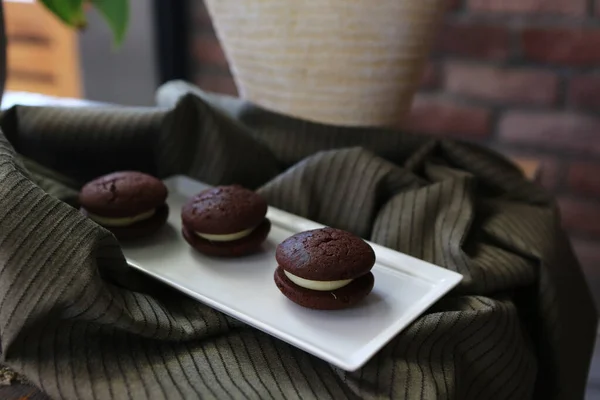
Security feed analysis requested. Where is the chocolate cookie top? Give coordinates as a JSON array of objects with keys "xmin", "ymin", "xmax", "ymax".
[
  {"xmin": 276, "ymin": 227, "xmax": 376, "ymax": 281},
  {"xmin": 181, "ymin": 185, "xmax": 268, "ymax": 234},
  {"xmin": 79, "ymin": 171, "xmax": 168, "ymax": 218}
]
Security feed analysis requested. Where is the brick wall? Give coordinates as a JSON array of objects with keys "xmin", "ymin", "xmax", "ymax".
[{"xmin": 190, "ymin": 0, "xmax": 600, "ymax": 299}]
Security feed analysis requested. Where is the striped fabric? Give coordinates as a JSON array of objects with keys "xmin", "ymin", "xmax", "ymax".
[{"xmin": 0, "ymin": 87, "xmax": 596, "ymax": 400}]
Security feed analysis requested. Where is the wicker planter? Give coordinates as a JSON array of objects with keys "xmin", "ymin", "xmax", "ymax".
[{"xmin": 204, "ymin": 0, "xmax": 445, "ymax": 127}]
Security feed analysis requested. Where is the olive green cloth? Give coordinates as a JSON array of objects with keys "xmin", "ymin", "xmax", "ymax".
[{"xmin": 0, "ymin": 84, "xmax": 596, "ymax": 400}]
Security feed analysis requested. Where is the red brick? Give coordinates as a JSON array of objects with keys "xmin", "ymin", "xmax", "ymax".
[
  {"xmin": 400, "ymin": 95, "xmax": 491, "ymax": 138},
  {"xmin": 193, "ymin": 35, "xmax": 228, "ymax": 66},
  {"xmin": 193, "ymin": 0, "xmax": 213, "ymax": 24},
  {"xmin": 571, "ymin": 237, "xmax": 600, "ymax": 307},
  {"xmin": 568, "ymin": 75, "xmax": 600, "ymax": 111},
  {"xmin": 522, "ymin": 28, "xmax": 600, "ymax": 66},
  {"xmin": 194, "ymin": 74, "xmax": 238, "ymax": 96},
  {"xmin": 435, "ymin": 22, "xmax": 510, "ymax": 60},
  {"xmin": 468, "ymin": 0, "xmax": 586, "ymax": 15},
  {"xmin": 191, "ymin": 2, "xmax": 217, "ymax": 36},
  {"xmin": 536, "ymin": 157, "xmax": 561, "ymax": 190},
  {"xmin": 501, "ymin": 152, "xmax": 561, "ymax": 189},
  {"xmin": 499, "ymin": 112, "xmax": 600, "ymax": 155},
  {"xmin": 447, "ymin": 0, "xmax": 461, "ymax": 11},
  {"xmin": 559, "ymin": 197, "xmax": 600, "ymax": 236},
  {"xmin": 445, "ymin": 63, "xmax": 558, "ymax": 105},
  {"xmin": 572, "ymin": 238, "xmax": 600, "ymax": 271},
  {"xmin": 567, "ymin": 162, "xmax": 600, "ymax": 198},
  {"xmin": 420, "ymin": 62, "xmax": 439, "ymax": 90}
]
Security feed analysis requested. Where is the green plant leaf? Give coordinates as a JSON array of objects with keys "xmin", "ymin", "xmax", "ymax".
[
  {"xmin": 40, "ymin": 0, "xmax": 86, "ymax": 28},
  {"xmin": 91, "ymin": 0, "xmax": 129, "ymax": 47}
]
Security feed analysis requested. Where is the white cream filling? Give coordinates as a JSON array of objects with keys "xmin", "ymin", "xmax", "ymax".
[
  {"xmin": 88, "ymin": 209, "xmax": 156, "ymax": 227},
  {"xmin": 195, "ymin": 226, "xmax": 255, "ymax": 242},
  {"xmin": 284, "ymin": 270, "xmax": 353, "ymax": 291}
]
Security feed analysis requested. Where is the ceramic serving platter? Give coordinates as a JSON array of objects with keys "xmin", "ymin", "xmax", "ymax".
[{"xmin": 121, "ymin": 175, "xmax": 463, "ymax": 371}]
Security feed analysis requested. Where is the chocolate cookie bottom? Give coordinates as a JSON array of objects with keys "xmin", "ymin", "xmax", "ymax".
[
  {"xmin": 82, "ymin": 203, "xmax": 170, "ymax": 241},
  {"xmin": 182, "ymin": 218, "xmax": 271, "ymax": 257},
  {"xmin": 274, "ymin": 266, "xmax": 374, "ymax": 310}
]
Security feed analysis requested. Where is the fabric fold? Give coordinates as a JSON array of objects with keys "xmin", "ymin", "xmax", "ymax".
[{"xmin": 0, "ymin": 85, "xmax": 595, "ymax": 400}]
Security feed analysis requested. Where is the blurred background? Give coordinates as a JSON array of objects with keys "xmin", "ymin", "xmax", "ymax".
[{"xmin": 4, "ymin": 0, "xmax": 600, "ymax": 311}]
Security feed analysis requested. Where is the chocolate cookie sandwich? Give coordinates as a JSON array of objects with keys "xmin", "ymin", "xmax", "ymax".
[
  {"xmin": 79, "ymin": 171, "xmax": 169, "ymax": 240},
  {"xmin": 181, "ymin": 185, "xmax": 271, "ymax": 257},
  {"xmin": 274, "ymin": 227, "xmax": 375, "ymax": 310}
]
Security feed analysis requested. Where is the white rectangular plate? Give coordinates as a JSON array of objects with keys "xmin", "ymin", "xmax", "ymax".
[{"xmin": 121, "ymin": 175, "xmax": 463, "ymax": 371}]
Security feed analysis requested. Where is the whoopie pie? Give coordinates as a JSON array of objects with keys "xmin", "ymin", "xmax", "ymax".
[
  {"xmin": 79, "ymin": 171, "xmax": 169, "ymax": 240},
  {"xmin": 181, "ymin": 185, "xmax": 271, "ymax": 257},
  {"xmin": 274, "ymin": 227, "xmax": 375, "ymax": 310}
]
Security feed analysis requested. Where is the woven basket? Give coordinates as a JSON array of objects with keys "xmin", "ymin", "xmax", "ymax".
[{"xmin": 204, "ymin": 0, "xmax": 445, "ymax": 127}]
